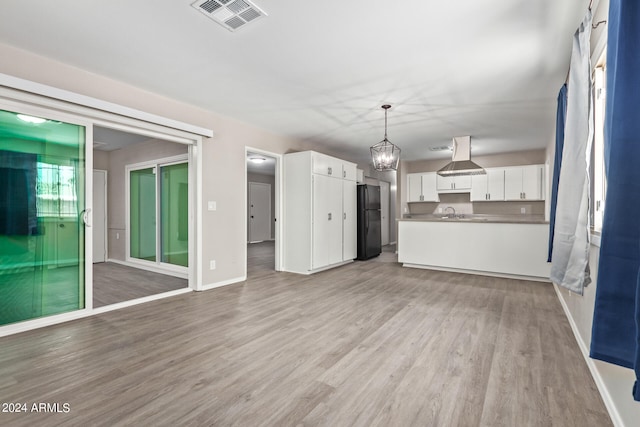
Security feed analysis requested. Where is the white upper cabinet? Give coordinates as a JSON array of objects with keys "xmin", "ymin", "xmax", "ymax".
[
  {"xmin": 504, "ymin": 165, "xmax": 545, "ymax": 201},
  {"xmin": 407, "ymin": 172, "xmax": 439, "ymax": 202},
  {"xmin": 342, "ymin": 162, "xmax": 357, "ymax": 181},
  {"xmin": 471, "ymin": 168, "xmax": 505, "ymax": 201},
  {"xmin": 436, "ymin": 174, "xmax": 472, "ymax": 192},
  {"xmin": 312, "ymin": 152, "xmax": 343, "ymax": 178}
]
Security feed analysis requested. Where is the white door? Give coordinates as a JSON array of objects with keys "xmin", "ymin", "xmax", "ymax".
[
  {"xmin": 249, "ymin": 182, "xmax": 271, "ymax": 242},
  {"xmin": 327, "ymin": 177, "xmax": 344, "ymax": 265},
  {"xmin": 312, "ymin": 175, "xmax": 330, "ymax": 269},
  {"xmin": 379, "ymin": 180, "xmax": 390, "ymax": 246},
  {"xmin": 342, "ymin": 180, "xmax": 357, "ymax": 260},
  {"xmin": 93, "ymin": 170, "xmax": 107, "ymax": 263}
]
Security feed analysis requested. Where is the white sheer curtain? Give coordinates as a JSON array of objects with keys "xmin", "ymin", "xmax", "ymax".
[{"xmin": 550, "ymin": 9, "xmax": 593, "ymax": 294}]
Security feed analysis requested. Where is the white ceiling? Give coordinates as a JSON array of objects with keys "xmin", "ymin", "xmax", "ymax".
[{"xmin": 0, "ymin": 0, "xmax": 588, "ymax": 164}]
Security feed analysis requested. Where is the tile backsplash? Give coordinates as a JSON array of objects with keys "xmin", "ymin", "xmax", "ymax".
[{"xmin": 408, "ymin": 193, "xmax": 545, "ymax": 216}]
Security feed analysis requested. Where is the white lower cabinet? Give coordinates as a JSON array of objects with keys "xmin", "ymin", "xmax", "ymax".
[{"xmin": 284, "ymin": 151, "xmax": 357, "ymax": 274}]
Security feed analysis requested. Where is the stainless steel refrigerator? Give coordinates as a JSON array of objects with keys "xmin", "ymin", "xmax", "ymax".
[{"xmin": 356, "ymin": 184, "xmax": 381, "ymax": 260}]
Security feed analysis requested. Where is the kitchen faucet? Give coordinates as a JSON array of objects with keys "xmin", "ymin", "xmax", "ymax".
[{"xmin": 445, "ymin": 206, "xmax": 456, "ymax": 218}]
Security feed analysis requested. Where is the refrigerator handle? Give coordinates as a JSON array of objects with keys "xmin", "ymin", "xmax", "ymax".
[{"xmin": 365, "ymin": 212, "xmax": 369, "ymax": 233}]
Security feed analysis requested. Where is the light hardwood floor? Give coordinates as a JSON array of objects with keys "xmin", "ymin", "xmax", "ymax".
[
  {"xmin": 93, "ymin": 262, "xmax": 188, "ymax": 307},
  {"xmin": 0, "ymin": 246, "xmax": 611, "ymax": 426}
]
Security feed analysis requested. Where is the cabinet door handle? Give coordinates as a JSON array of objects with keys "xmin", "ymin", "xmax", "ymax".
[
  {"xmin": 328, "ymin": 167, "xmax": 332, "ymax": 175},
  {"xmin": 328, "ymin": 213, "xmax": 332, "ymax": 221},
  {"xmin": 522, "ymin": 192, "xmax": 526, "ymax": 199},
  {"xmin": 488, "ymin": 193, "xmax": 490, "ymax": 200}
]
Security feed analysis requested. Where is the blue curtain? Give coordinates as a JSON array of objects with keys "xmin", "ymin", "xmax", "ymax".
[
  {"xmin": 548, "ymin": 85, "xmax": 568, "ymax": 262},
  {"xmin": 590, "ymin": 0, "xmax": 640, "ymax": 401}
]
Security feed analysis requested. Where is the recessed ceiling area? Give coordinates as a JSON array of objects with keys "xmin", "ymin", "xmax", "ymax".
[
  {"xmin": 246, "ymin": 152, "xmax": 276, "ymax": 175},
  {"xmin": 0, "ymin": 0, "xmax": 589, "ymax": 164},
  {"xmin": 93, "ymin": 126, "xmax": 152, "ymax": 151}
]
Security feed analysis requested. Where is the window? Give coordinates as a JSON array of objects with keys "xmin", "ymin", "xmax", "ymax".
[
  {"xmin": 592, "ymin": 54, "xmax": 607, "ymax": 232},
  {"xmin": 36, "ymin": 162, "xmax": 78, "ymax": 217}
]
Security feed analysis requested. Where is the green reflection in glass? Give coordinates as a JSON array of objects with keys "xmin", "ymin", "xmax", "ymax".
[
  {"xmin": 130, "ymin": 168, "xmax": 157, "ymax": 262},
  {"xmin": 160, "ymin": 163, "xmax": 188, "ymax": 267},
  {"xmin": 0, "ymin": 109, "xmax": 85, "ymax": 326}
]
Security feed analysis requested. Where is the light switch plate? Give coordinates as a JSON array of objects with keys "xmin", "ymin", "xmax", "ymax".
[
  {"xmin": 210, "ymin": 260, "xmax": 216, "ymax": 270},
  {"xmin": 521, "ymin": 207, "xmax": 526, "ymax": 214},
  {"xmin": 208, "ymin": 201, "xmax": 217, "ymax": 211}
]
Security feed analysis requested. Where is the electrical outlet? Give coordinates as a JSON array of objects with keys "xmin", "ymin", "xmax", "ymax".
[
  {"xmin": 210, "ymin": 260, "xmax": 216, "ymax": 270},
  {"xmin": 208, "ymin": 201, "xmax": 217, "ymax": 211},
  {"xmin": 438, "ymin": 207, "xmax": 443, "ymax": 213},
  {"xmin": 521, "ymin": 207, "xmax": 526, "ymax": 214},
  {"xmin": 116, "ymin": 232, "xmax": 120, "ymax": 240}
]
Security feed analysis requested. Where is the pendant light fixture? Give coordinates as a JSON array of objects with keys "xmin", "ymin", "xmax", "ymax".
[{"xmin": 370, "ymin": 105, "xmax": 401, "ymax": 171}]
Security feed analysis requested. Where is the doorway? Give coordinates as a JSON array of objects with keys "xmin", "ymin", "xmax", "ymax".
[
  {"xmin": 246, "ymin": 148, "xmax": 281, "ymax": 277},
  {"xmin": 92, "ymin": 127, "xmax": 190, "ymax": 308}
]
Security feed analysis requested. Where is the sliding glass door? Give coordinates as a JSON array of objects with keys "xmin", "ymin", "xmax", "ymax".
[
  {"xmin": 0, "ymin": 108, "xmax": 88, "ymax": 326},
  {"xmin": 128, "ymin": 157, "xmax": 188, "ymax": 271}
]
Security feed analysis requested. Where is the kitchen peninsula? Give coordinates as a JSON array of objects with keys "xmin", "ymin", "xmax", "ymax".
[{"xmin": 397, "ymin": 215, "xmax": 551, "ymax": 281}]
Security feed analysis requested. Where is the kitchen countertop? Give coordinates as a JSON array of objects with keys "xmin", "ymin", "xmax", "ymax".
[{"xmin": 398, "ymin": 214, "xmax": 548, "ymax": 224}]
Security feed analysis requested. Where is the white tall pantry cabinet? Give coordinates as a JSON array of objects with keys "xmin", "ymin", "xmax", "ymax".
[{"xmin": 284, "ymin": 151, "xmax": 357, "ymax": 274}]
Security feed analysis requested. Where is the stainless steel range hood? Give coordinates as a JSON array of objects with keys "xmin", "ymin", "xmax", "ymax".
[{"xmin": 437, "ymin": 136, "xmax": 486, "ymax": 176}]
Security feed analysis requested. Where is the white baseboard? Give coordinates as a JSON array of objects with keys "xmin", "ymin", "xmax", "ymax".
[
  {"xmin": 92, "ymin": 288, "xmax": 192, "ymax": 314},
  {"xmin": 553, "ymin": 283, "xmax": 625, "ymax": 427},
  {"xmin": 0, "ymin": 309, "xmax": 92, "ymax": 338},
  {"xmin": 401, "ymin": 263, "xmax": 550, "ymax": 283},
  {"xmin": 199, "ymin": 275, "xmax": 246, "ymax": 291},
  {"xmin": 106, "ymin": 258, "xmax": 188, "ymax": 279}
]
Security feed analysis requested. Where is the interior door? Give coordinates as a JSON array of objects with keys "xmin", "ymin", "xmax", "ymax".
[
  {"xmin": 0, "ymin": 107, "xmax": 89, "ymax": 326},
  {"xmin": 93, "ymin": 170, "xmax": 107, "ymax": 263},
  {"xmin": 248, "ymin": 182, "xmax": 271, "ymax": 242},
  {"xmin": 379, "ymin": 181, "xmax": 390, "ymax": 246}
]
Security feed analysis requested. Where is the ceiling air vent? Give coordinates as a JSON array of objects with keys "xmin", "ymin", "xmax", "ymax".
[
  {"xmin": 192, "ymin": 0, "xmax": 267, "ymax": 32},
  {"xmin": 429, "ymin": 145, "xmax": 452, "ymax": 152}
]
